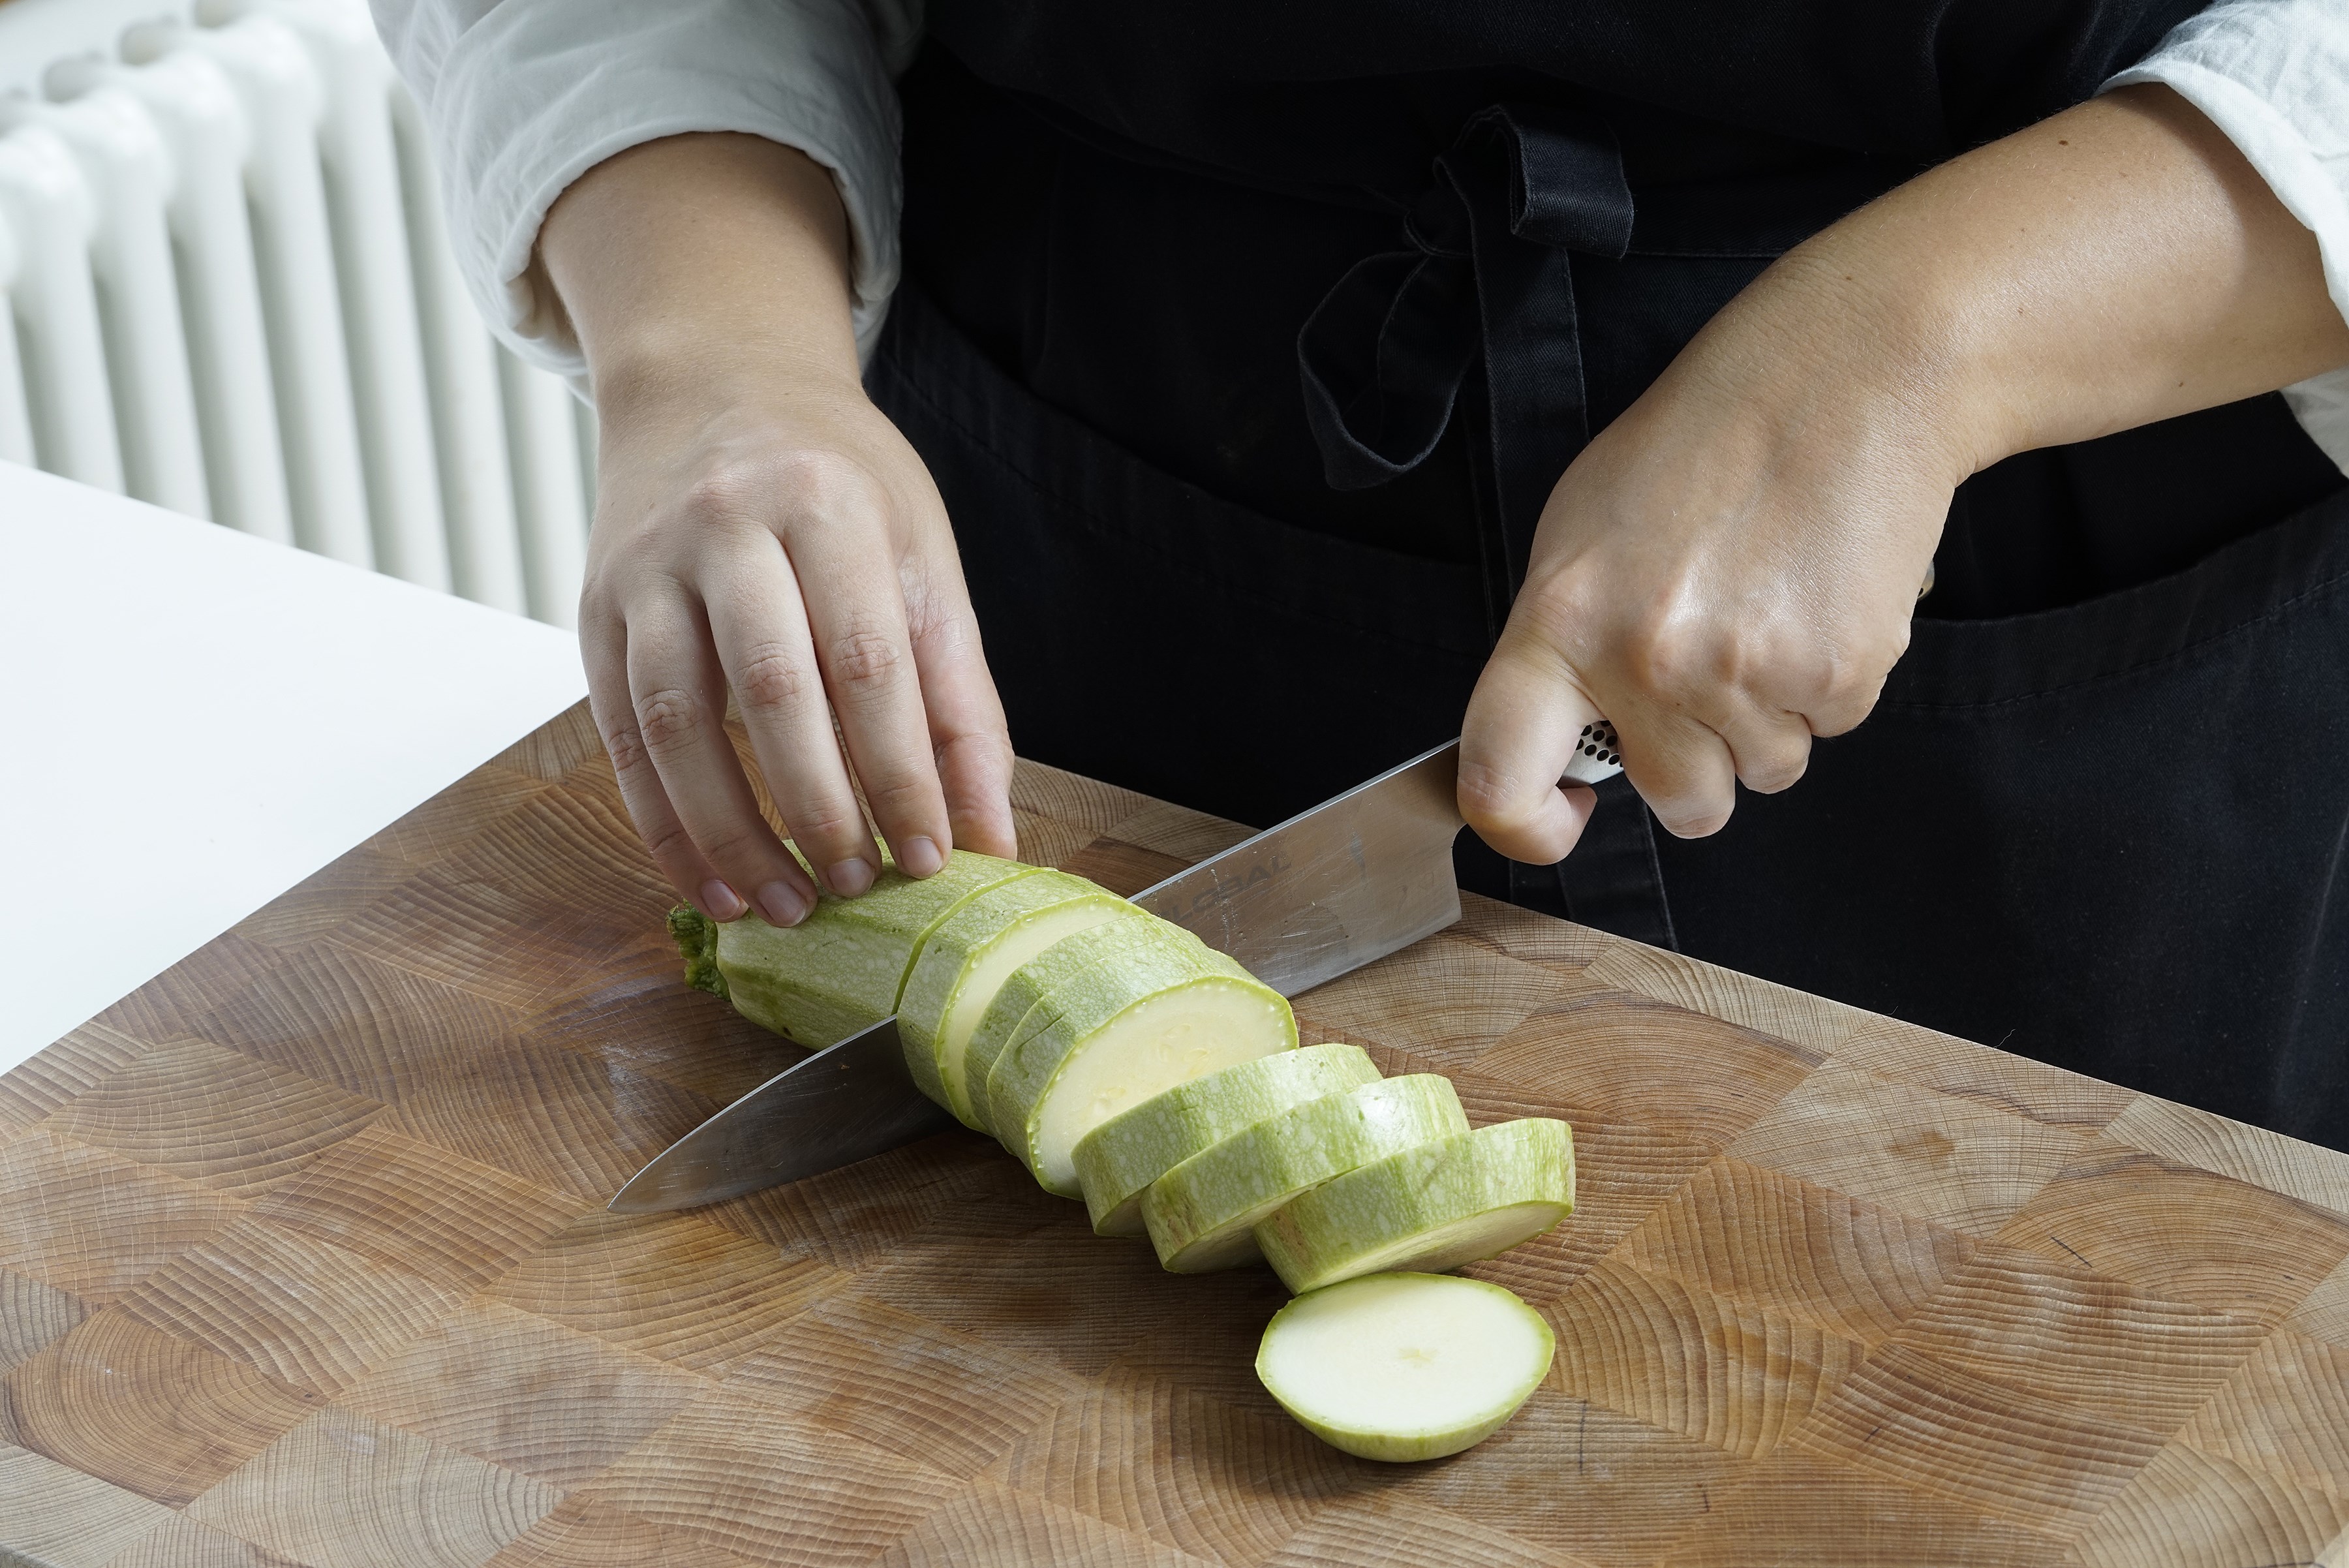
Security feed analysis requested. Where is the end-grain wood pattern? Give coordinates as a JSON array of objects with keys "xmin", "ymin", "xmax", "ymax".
[{"xmin": 5, "ymin": 701, "xmax": 2348, "ymax": 1567}]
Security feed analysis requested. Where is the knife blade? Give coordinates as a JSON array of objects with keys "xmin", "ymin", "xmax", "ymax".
[{"xmin": 608, "ymin": 726, "xmax": 1623, "ymax": 1212}]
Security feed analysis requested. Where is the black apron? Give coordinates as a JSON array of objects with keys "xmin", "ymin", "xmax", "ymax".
[{"xmin": 867, "ymin": 6, "xmax": 2349, "ymax": 1148}]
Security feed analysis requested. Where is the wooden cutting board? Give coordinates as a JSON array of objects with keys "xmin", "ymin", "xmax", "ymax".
[{"xmin": 5, "ymin": 701, "xmax": 2348, "ymax": 1568}]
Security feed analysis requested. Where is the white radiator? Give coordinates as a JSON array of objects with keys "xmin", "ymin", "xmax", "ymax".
[{"xmin": 0, "ymin": 0, "xmax": 594, "ymax": 627}]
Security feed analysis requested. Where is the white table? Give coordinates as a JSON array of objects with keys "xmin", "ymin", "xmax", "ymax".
[{"xmin": 0, "ymin": 461, "xmax": 588, "ymax": 1070}]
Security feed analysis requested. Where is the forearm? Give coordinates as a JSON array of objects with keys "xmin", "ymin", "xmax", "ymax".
[
  {"xmin": 1461, "ymin": 84, "xmax": 2349, "ymax": 856},
  {"xmin": 536, "ymin": 132, "xmax": 865, "ymax": 409},
  {"xmin": 1798, "ymin": 84, "xmax": 2349, "ymax": 475},
  {"xmin": 533, "ymin": 130, "xmax": 1014, "ymax": 917}
]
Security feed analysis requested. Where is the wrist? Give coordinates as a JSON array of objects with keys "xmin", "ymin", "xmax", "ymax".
[
  {"xmin": 589, "ymin": 319, "xmax": 863, "ymax": 429},
  {"xmin": 1758, "ymin": 228, "xmax": 2016, "ymax": 487},
  {"xmin": 541, "ymin": 133, "xmax": 864, "ymax": 410},
  {"xmin": 1672, "ymin": 232, "xmax": 1996, "ymax": 514}
]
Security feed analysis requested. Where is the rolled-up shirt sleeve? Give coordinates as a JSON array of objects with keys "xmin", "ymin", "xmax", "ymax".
[
  {"xmin": 2106, "ymin": 0, "xmax": 2349, "ymax": 475},
  {"xmin": 371, "ymin": 0, "xmax": 915, "ymax": 384}
]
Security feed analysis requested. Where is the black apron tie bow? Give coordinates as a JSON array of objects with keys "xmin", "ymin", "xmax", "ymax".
[{"xmin": 1298, "ymin": 104, "xmax": 1633, "ymax": 632}]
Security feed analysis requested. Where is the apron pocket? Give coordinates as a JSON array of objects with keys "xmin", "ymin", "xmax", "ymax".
[{"xmin": 1653, "ymin": 489, "xmax": 2349, "ymax": 1147}]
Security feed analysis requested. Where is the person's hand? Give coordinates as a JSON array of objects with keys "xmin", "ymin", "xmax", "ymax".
[
  {"xmin": 1460, "ymin": 85, "xmax": 2349, "ymax": 861},
  {"xmin": 1458, "ymin": 253, "xmax": 1955, "ymax": 856},
  {"xmin": 583, "ymin": 343, "xmax": 1015, "ymax": 928},
  {"xmin": 541, "ymin": 134, "xmax": 1016, "ymax": 925}
]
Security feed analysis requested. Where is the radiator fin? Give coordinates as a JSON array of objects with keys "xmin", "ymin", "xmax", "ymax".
[{"xmin": 0, "ymin": 0, "xmax": 592, "ymax": 626}]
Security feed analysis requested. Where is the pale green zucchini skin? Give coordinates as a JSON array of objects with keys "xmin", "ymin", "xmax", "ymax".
[
  {"xmin": 1253, "ymin": 1118, "xmax": 1574, "ymax": 1294},
  {"xmin": 1072, "ymin": 1044, "xmax": 1381, "ymax": 1237},
  {"xmin": 1141, "ymin": 1075, "xmax": 1467, "ymax": 1273},
  {"xmin": 981, "ymin": 920, "xmax": 1297, "ymax": 1195},
  {"xmin": 671, "ymin": 850, "xmax": 1034, "ymax": 1049},
  {"xmin": 960, "ymin": 917, "xmax": 1197, "ymax": 1136},
  {"xmin": 896, "ymin": 870, "xmax": 1140, "ymax": 1128}
]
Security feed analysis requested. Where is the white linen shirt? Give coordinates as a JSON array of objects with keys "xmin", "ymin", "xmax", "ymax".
[{"xmin": 371, "ymin": 0, "xmax": 2349, "ymax": 473}]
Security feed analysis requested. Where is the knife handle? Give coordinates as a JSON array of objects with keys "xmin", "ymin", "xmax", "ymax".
[{"xmin": 1559, "ymin": 720, "xmax": 1623, "ymax": 787}]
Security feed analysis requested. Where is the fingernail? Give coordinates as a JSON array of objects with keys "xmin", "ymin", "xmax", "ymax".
[
  {"xmin": 699, "ymin": 880, "xmax": 746, "ymax": 921},
  {"xmin": 757, "ymin": 881, "xmax": 810, "ymax": 927},
  {"xmin": 897, "ymin": 835, "xmax": 943, "ymax": 878},
  {"xmin": 825, "ymin": 858, "xmax": 875, "ymax": 897}
]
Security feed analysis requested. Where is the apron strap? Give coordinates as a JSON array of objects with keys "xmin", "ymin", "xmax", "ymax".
[
  {"xmin": 1299, "ymin": 106, "xmax": 1671, "ymax": 949},
  {"xmin": 1297, "ymin": 103, "xmax": 1633, "ymax": 633}
]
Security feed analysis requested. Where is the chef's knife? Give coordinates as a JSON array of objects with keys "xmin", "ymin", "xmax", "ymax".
[{"xmin": 607, "ymin": 724, "xmax": 1623, "ymax": 1212}]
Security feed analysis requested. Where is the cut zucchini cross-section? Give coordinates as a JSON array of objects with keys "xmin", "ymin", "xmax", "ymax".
[
  {"xmin": 897, "ymin": 869, "xmax": 1139, "ymax": 1128},
  {"xmin": 1257, "ymin": 1272, "xmax": 1556, "ymax": 1462},
  {"xmin": 1254, "ymin": 1118, "xmax": 1574, "ymax": 1294},
  {"xmin": 973, "ymin": 919, "xmax": 1297, "ymax": 1195},
  {"xmin": 1072, "ymin": 1043, "xmax": 1381, "ymax": 1237},
  {"xmin": 1143, "ymin": 1075, "xmax": 1467, "ymax": 1274}
]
